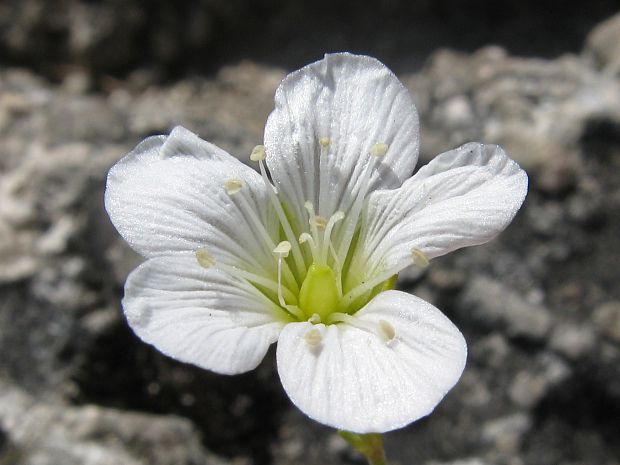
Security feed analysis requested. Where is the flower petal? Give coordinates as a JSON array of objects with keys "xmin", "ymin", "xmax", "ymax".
[
  {"xmin": 123, "ymin": 255, "xmax": 284, "ymax": 375},
  {"xmin": 276, "ymin": 290, "xmax": 466, "ymax": 433},
  {"xmin": 264, "ymin": 53, "xmax": 419, "ymax": 227},
  {"xmin": 354, "ymin": 143, "xmax": 528, "ymax": 278},
  {"xmin": 105, "ymin": 126, "xmax": 279, "ymax": 276}
]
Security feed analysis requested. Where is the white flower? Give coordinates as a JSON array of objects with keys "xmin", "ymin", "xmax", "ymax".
[{"xmin": 105, "ymin": 53, "xmax": 528, "ymax": 433}]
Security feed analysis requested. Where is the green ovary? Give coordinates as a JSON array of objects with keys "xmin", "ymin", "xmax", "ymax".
[
  {"xmin": 298, "ymin": 263, "xmax": 340, "ymax": 320},
  {"xmin": 294, "ymin": 262, "xmax": 398, "ymax": 322}
]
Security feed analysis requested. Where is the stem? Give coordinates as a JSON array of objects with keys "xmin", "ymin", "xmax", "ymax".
[{"xmin": 338, "ymin": 431, "xmax": 388, "ymax": 465}]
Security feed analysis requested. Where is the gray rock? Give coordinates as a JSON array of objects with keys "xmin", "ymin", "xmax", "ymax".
[
  {"xmin": 458, "ymin": 276, "xmax": 553, "ymax": 341},
  {"xmin": 425, "ymin": 459, "xmax": 491, "ymax": 465},
  {"xmin": 408, "ymin": 45, "xmax": 620, "ymax": 194},
  {"xmin": 585, "ymin": 11, "xmax": 620, "ymax": 71},
  {"xmin": 481, "ymin": 413, "xmax": 532, "ymax": 454},
  {"xmin": 2, "ymin": 11, "xmax": 620, "ymax": 465},
  {"xmin": 549, "ymin": 323, "xmax": 596, "ymax": 360},
  {"xmin": 592, "ymin": 301, "xmax": 620, "ymax": 342},
  {"xmin": 508, "ymin": 354, "xmax": 571, "ymax": 408},
  {"xmin": 0, "ymin": 382, "xmax": 227, "ymax": 465},
  {"xmin": 469, "ymin": 334, "xmax": 510, "ymax": 369}
]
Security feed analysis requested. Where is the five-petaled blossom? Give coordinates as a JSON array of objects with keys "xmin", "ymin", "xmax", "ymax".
[{"xmin": 105, "ymin": 53, "xmax": 527, "ymax": 433}]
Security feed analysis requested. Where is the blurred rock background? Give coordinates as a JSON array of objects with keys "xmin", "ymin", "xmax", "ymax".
[{"xmin": 1, "ymin": 1, "xmax": 620, "ymax": 464}]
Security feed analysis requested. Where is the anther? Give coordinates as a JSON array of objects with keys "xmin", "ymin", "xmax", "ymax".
[
  {"xmin": 411, "ymin": 248, "xmax": 430, "ymax": 268},
  {"xmin": 298, "ymin": 233, "xmax": 312, "ymax": 244},
  {"xmin": 308, "ymin": 313, "xmax": 322, "ymax": 324},
  {"xmin": 273, "ymin": 241, "xmax": 292, "ymax": 257},
  {"xmin": 250, "ymin": 145, "xmax": 266, "ymax": 161},
  {"xmin": 310, "ymin": 215, "xmax": 327, "ymax": 229},
  {"xmin": 370, "ymin": 143, "xmax": 389, "ymax": 157},
  {"xmin": 378, "ymin": 319, "xmax": 396, "ymax": 343},
  {"xmin": 304, "ymin": 328, "xmax": 323, "ymax": 347},
  {"xmin": 224, "ymin": 179, "xmax": 244, "ymax": 195},
  {"xmin": 319, "ymin": 137, "xmax": 331, "ymax": 148},
  {"xmin": 196, "ymin": 248, "xmax": 215, "ymax": 268}
]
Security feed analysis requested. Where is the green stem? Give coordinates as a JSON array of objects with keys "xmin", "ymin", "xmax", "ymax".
[{"xmin": 338, "ymin": 431, "xmax": 388, "ymax": 465}]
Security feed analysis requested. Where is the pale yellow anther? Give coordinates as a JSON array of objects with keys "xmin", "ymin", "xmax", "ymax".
[
  {"xmin": 411, "ymin": 248, "xmax": 430, "ymax": 268},
  {"xmin": 196, "ymin": 248, "xmax": 215, "ymax": 268},
  {"xmin": 308, "ymin": 313, "xmax": 322, "ymax": 324},
  {"xmin": 319, "ymin": 137, "xmax": 331, "ymax": 148},
  {"xmin": 224, "ymin": 179, "xmax": 244, "ymax": 195},
  {"xmin": 370, "ymin": 142, "xmax": 389, "ymax": 157},
  {"xmin": 299, "ymin": 233, "xmax": 312, "ymax": 244},
  {"xmin": 310, "ymin": 215, "xmax": 327, "ymax": 229},
  {"xmin": 250, "ymin": 145, "xmax": 266, "ymax": 161},
  {"xmin": 378, "ymin": 319, "xmax": 396, "ymax": 342},
  {"xmin": 304, "ymin": 328, "xmax": 323, "ymax": 347},
  {"xmin": 273, "ymin": 241, "xmax": 292, "ymax": 258}
]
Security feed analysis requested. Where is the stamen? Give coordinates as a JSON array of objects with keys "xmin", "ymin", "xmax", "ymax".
[
  {"xmin": 216, "ymin": 261, "xmax": 297, "ymax": 305},
  {"xmin": 335, "ymin": 152, "xmax": 381, "ymax": 264},
  {"xmin": 328, "ymin": 241, "xmax": 343, "ymax": 297},
  {"xmin": 250, "ymin": 145, "xmax": 266, "ymax": 161},
  {"xmin": 273, "ymin": 241, "xmax": 292, "ymax": 307},
  {"xmin": 196, "ymin": 248, "xmax": 215, "ymax": 268},
  {"xmin": 411, "ymin": 248, "xmax": 430, "ymax": 268},
  {"xmin": 195, "ymin": 247, "xmax": 297, "ymax": 312},
  {"xmin": 370, "ymin": 142, "xmax": 389, "ymax": 157},
  {"xmin": 304, "ymin": 201, "xmax": 323, "ymax": 262},
  {"xmin": 224, "ymin": 179, "xmax": 244, "ymax": 195},
  {"xmin": 327, "ymin": 313, "xmax": 396, "ymax": 345},
  {"xmin": 318, "ymin": 137, "xmax": 331, "ymax": 148},
  {"xmin": 311, "ymin": 215, "xmax": 327, "ymax": 229},
  {"xmin": 284, "ymin": 304, "xmax": 307, "ymax": 321},
  {"xmin": 304, "ymin": 328, "xmax": 323, "ymax": 347},
  {"xmin": 332, "ymin": 142, "xmax": 389, "ymax": 263},
  {"xmin": 254, "ymin": 155, "xmax": 307, "ymax": 277},
  {"xmin": 231, "ymin": 189, "xmax": 299, "ymax": 294},
  {"xmin": 378, "ymin": 319, "xmax": 396, "ymax": 342},
  {"xmin": 338, "ymin": 262, "xmax": 403, "ymax": 312},
  {"xmin": 299, "ymin": 233, "xmax": 319, "ymax": 263},
  {"xmin": 298, "ymin": 233, "xmax": 314, "ymax": 245},
  {"xmin": 273, "ymin": 241, "xmax": 292, "ymax": 257},
  {"xmin": 308, "ymin": 313, "xmax": 322, "ymax": 324},
  {"xmin": 320, "ymin": 211, "xmax": 344, "ymax": 265},
  {"xmin": 304, "ymin": 201, "xmax": 316, "ymax": 216}
]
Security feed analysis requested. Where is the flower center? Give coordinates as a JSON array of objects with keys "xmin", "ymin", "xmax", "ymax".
[{"xmin": 195, "ymin": 139, "xmax": 428, "ymax": 326}]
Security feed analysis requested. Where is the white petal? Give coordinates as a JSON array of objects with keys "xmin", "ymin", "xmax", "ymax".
[
  {"xmin": 264, "ymin": 53, "xmax": 419, "ymax": 227},
  {"xmin": 105, "ymin": 126, "xmax": 279, "ymax": 276},
  {"xmin": 123, "ymin": 255, "xmax": 284, "ymax": 375},
  {"xmin": 276, "ymin": 291, "xmax": 467, "ymax": 433},
  {"xmin": 355, "ymin": 143, "xmax": 528, "ymax": 276}
]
